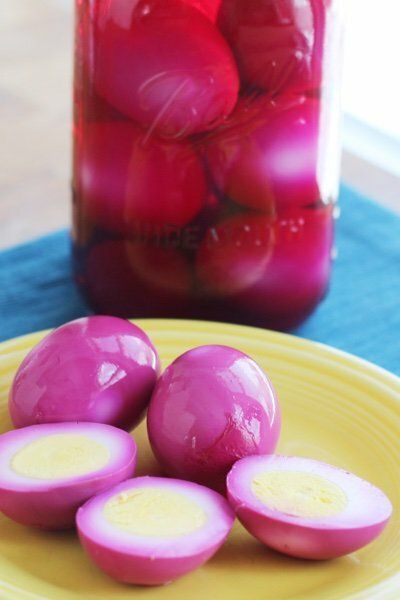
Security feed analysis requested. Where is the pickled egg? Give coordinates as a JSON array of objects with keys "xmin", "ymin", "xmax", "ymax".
[
  {"xmin": 147, "ymin": 345, "xmax": 281, "ymax": 491},
  {"xmin": 204, "ymin": 95, "xmax": 321, "ymax": 212},
  {"xmin": 196, "ymin": 213, "xmax": 274, "ymax": 296},
  {"xmin": 227, "ymin": 455, "xmax": 393, "ymax": 560},
  {"xmin": 218, "ymin": 0, "xmax": 324, "ymax": 95},
  {"xmin": 78, "ymin": 122, "xmax": 206, "ymax": 235},
  {"xmin": 94, "ymin": 1, "xmax": 239, "ymax": 138},
  {"xmin": 230, "ymin": 206, "xmax": 334, "ymax": 330},
  {"xmin": 77, "ymin": 476, "xmax": 235, "ymax": 585},
  {"xmin": 196, "ymin": 206, "xmax": 333, "ymax": 330},
  {"xmin": 0, "ymin": 423, "xmax": 137, "ymax": 529},
  {"xmin": 9, "ymin": 316, "xmax": 160, "ymax": 431}
]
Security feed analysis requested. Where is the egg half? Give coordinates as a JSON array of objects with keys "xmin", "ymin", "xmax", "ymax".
[
  {"xmin": 227, "ymin": 455, "xmax": 393, "ymax": 560},
  {"xmin": 77, "ymin": 476, "xmax": 235, "ymax": 585},
  {"xmin": 0, "ymin": 422, "xmax": 137, "ymax": 529}
]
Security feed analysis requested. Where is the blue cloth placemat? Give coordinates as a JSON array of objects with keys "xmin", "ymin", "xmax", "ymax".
[{"xmin": 1, "ymin": 185, "xmax": 399, "ymax": 374}]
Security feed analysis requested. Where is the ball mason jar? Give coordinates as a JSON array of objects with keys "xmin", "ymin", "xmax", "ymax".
[{"xmin": 72, "ymin": 0, "xmax": 343, "ymax": 330}]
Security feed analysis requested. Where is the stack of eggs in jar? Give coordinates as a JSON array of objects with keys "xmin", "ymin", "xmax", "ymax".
[{"xmin": 73, "ymin": 0, "xmax": 341, "ymax": 330}]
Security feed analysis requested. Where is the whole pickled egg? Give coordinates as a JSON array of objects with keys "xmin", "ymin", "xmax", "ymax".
[
  {"xmin": 218, "ymin": 0, "xmax": 325, "ymax": 95},
  {"xmin": 204, "ymin": 95, "xmax": 321, "ymax": 213},
  {"xmin": 125, "ymin": 241, "xmax": 193, "ymax": 300},
  {"xmin": 227, "ymin": 455, "xmax": 393, "ymax": 559},
  {"xmin": 93, "ymin": 0, "xmax": 239, "ymax": 138},
  {"xmin": 77, "ymin": 476, "xmax": 234, "ymax": 585},
  {"xmin": 230, "ymin": 206, "xmax": 334, "ymax": 330},
  {"xmin": 9, "ymin": 316, "xmax": 160, "ymax": 431},
  {"xmin": 78, "ymin": 122, "xmax": 206, "ymax": 235},
  {"xmin": 196, "ymin": 213, "xmax": 275, "ymax": 296},
  {"xmin": 0, "ymin": 423, "xmax": 137, "ymax": 529},
  {"xmin": 147, "ymin": 345, "xmax": 281, "ymax": 491},
  {"xmin": 196, "ymin": 206, "xmax": 333, "ymax": 330}
]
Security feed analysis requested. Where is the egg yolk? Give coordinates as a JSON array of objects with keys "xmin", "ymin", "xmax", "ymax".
[
  {"xmin": 11, "ymin": 434, "xmax": 110, "ymax": 479},
  {"xmin": 103, "ymin": 487, "xmax": 207, "ymax": 537},
  {"xmin": 252, "ymin": 471, "xmax": 348, "ymax": 518}
]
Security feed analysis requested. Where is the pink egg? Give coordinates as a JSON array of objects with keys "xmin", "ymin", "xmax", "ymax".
[
  {"xmin": 196, "ymin": 205, "xmax": 333, "ymax": 328},
  {"xmin": 125, "ymin": 241, "xmax": 193, "ymax": 299},
  {"xmin": 77, "ymin": 78, "xmax": 130, "ymax": 124},
  {"xmin": 227, "ymin": 455, "xmax": 393, "ymax": 560},
  {"xmin": 228, "ymin": 206, "xmax": 334, "ymax": 329},
  {"xmin": 183, "ymin": 0, "xmax": 222, "ymax": 22},
  {"xmin": 204, "ymin": 95, "xmax": 321, "ymax": 212},
  {"xmin": 218, "ymin": 0, "xmax": 325, "ymax": 94},
  {"xmin": 77, "ymin": 476, "xmax": 235, "ymax": 585},
  {"xmin": 0, "ymin": 423, "xmax": 137, "ymax": 529},
  {"xmin": 78, "ymin": 122, "xmax": 207, "ymax": 235},
  {"xmin": 147, "ymin": 345, "xmax": 281, "ymax": 491},
  {"xmin": 83, "ymin": 240, "xmax": 192, "ymax": 318},
  {"xmin": 196, "ymin": 213, "xmax": 275, "ymax": 295},
  {"xmin": 93, "ymin": 1, "xmax": 239, "ymax": 138},
  {"xmin": 9, "ymin": 316, "xmax": 160, "ymax": 431}
]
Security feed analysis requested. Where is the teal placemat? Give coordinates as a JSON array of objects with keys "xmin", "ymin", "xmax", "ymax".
[{"xmin": 1, "ymin": 186, "xmax": 399, "ymax": 374}]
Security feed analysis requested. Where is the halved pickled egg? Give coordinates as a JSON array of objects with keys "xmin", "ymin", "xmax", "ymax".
[
  {"xmin": 0, "ymin": 423, "xmax": 137, "ymax": 529},
  {"xmin": 77, "ymin": 476, "xmax": 235, "ymax": 585},
  {"xmin": 227, "ymin": 455, "xmax": 392, "ymax": 560}
]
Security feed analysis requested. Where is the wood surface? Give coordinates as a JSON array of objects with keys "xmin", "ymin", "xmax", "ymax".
[
  {"xmin": 0, "ymin": 0, "xmax": 71, "ymax": 250},
  {"xmin": 0, "ymin": 0, "xmax": 398, "ymax": 251}
]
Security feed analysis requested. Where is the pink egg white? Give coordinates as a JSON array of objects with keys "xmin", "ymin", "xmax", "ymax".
[
  {"xmin": 77, "ymin": 476, "xmax": 235, "ymax": 585},
  {"xmin": 0, "ymin": 422, "xmax": 137, "ymax": 529},
  {"xmin": 227, "ymin": 454, "xmax": 392, "ymax": 560}
]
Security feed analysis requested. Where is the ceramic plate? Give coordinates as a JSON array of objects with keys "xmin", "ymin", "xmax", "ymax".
[{"xmin": 0, "ymin": 319, "xmax": 399, "ymax": 599}]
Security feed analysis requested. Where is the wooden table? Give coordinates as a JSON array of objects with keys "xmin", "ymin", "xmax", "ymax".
[
  {"xmin": 0, "ymin": 0, "xmax": 71, "ymax": 250},
  {"xmin": 0, "ymin": 0, "xmax": 398, "ymax": 251}
]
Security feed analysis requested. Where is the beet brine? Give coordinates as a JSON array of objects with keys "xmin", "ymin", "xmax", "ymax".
[{"xmin": 73, "ymin": 0, "xmax": 343, "ymax": 330}]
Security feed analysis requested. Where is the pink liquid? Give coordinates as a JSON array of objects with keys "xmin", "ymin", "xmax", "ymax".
[{"xmin": 73, "ymin": 0, "xmax": 342, "ymax": 330}]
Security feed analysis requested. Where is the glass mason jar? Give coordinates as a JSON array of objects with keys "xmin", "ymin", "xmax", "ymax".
[{"xmin": 73, "ymin": 0, "xmax": 343, "ymax": 330}]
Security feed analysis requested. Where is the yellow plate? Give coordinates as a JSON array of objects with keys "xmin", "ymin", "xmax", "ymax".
[{"xmin": 0, "ymin": 320, "xmax": 399, "ymax": 600}]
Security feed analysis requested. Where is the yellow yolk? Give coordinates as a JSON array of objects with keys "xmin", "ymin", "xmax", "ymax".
[
  {"xmin": 11, "ymin": 434, "xmax": 110, "ymax": 479},
  {"xmin": 103, "ymin": 487, "xmax": 207, "ymax": 537},
  {"xmin": 252, "ymin": 471, "xmax": 348, "ymax": 518}
]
